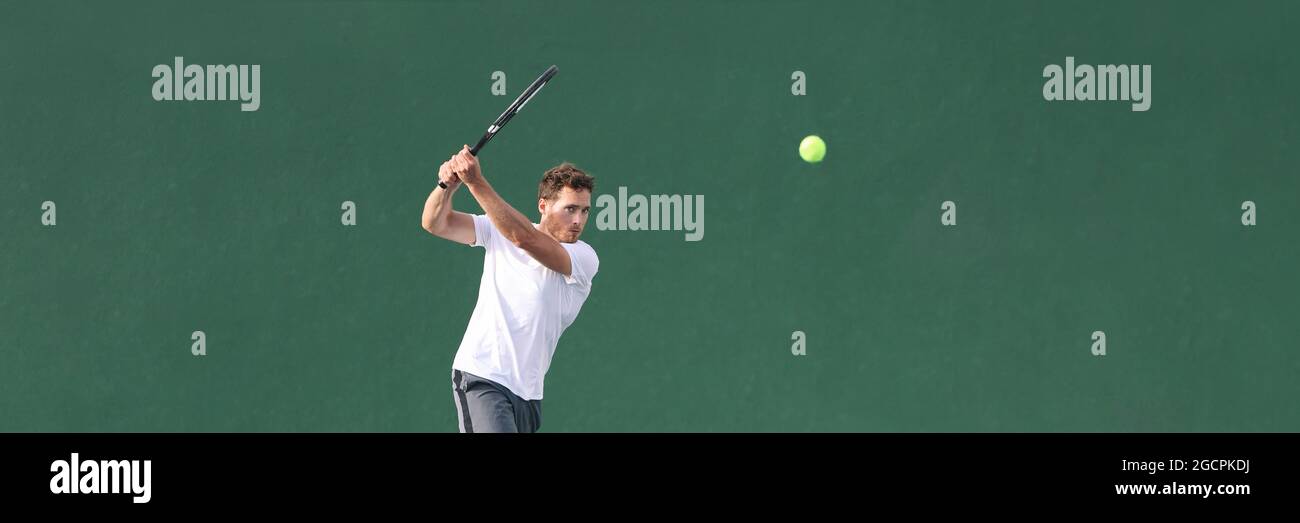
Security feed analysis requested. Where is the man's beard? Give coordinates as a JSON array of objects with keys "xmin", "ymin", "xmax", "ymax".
[{"xmin": 544, "ymin": 218, "xmax": 580, "ymax": 243}]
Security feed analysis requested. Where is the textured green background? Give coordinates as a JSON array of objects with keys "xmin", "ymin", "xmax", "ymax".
[{"xmin": 2, "ymin": 0, "xmax": 1296, "ymax": 432}]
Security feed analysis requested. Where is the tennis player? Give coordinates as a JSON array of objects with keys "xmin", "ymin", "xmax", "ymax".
[{"xmin": 421, "ymin": 145, "xmax": 599, "ymax": 433}]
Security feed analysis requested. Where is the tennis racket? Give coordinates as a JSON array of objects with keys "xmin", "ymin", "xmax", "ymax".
[{"xmin": 440, "ymin": 65, "xmax": 559, "ymax": 188}]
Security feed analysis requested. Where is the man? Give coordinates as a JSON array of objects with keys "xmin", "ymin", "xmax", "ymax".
[{"xmin": 420, "ymin": 145, "xmax": 599, "ymax": 433}]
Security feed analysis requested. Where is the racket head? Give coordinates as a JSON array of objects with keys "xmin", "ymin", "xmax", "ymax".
[
  {"xmin": 490, "ymin": 65, "xmax": 558, "ymax": 130},
  {"xmin": 467, "ymin": 65, "xmax": 558, "ymax": 158}
]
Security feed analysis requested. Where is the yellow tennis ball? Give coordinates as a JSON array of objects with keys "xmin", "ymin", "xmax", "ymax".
[{"xmin": 799, "ymin": 135, "xmax": 826, "ymax": 163}]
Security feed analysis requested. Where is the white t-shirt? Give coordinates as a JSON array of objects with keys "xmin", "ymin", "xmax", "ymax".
[{"xmin": 451, "ymin": 214, "xmax": 599, "ymax": 400}]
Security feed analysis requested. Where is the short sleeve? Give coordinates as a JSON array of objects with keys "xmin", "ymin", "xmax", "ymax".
[
  {"xmin": 470, "ymin": 214, "xmax": 495, "ymax": 250},
  {"xmin": 561, "ymin": 242, "xmax": 599, "ymax": 289}
]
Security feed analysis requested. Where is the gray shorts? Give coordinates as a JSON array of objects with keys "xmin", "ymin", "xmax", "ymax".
[{"xmin": 451, "ymin": 369, "xmax": 543, "ymax": 433}]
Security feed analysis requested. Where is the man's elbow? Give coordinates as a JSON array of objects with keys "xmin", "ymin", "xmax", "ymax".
[
  {"xmin": 510, "ymin": 230, "xmax": 540, "ymax": 250},
  {"xmin": 422, "ymin": 218, "xmax": 441, "ymax": 235}
]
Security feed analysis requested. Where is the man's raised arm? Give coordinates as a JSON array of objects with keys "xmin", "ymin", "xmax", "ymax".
[{"xmin": 421, "ymin": 159, "xmax": 477, "ymax": 245}]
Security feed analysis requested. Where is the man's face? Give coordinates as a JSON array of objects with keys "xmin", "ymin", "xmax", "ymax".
[{"xmin": 539, "ymin": 187, "xmax": 592, "ymax": 243}]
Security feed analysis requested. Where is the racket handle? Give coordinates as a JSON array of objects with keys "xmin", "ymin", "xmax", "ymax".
[{"xmin": 438, "ymin": 136, "xmax": 491, "ymax": 189}]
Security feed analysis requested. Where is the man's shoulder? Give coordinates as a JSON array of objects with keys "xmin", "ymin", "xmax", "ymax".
[
  {"xmin": 565, "ymin": 240, "xmax": 599, "ymax": 277},
  {"xmin": 569, "ymin": 239, "xmax": 597, "ymax": 258}
]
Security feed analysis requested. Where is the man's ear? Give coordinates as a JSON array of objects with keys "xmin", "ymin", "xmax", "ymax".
[{"xmin": 538, "ymin": 198, "xmax": 547, "ymax": 215}]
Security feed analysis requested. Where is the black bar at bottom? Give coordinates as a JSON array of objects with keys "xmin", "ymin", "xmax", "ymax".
[{"xmin": 1, "ymin": 433, "xmax": 1293, "ymax": 509}]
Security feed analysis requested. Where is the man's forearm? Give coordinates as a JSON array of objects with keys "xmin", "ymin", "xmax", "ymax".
[
  {"xmin": 421, "ymin": 184, "xmax": 455, "ymax": 232},
  {"xmin": 463, "ymin": 177, "xmax": 537, "ymax": 246}
]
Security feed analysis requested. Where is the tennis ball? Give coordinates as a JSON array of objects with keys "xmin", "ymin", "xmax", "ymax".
[{"xmin": 799, "ymin": 135, "xmax": 826, "ymax": 163}]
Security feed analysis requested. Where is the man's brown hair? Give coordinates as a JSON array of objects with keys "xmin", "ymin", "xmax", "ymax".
[{"xmin": 538, "ymin": 162, "xmax": 595, "ymax": 202}]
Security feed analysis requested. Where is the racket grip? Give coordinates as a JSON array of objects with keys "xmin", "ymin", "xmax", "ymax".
[{"xmin": 438, "ymin": 136, "xmax": 490, "ymax": 189}]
